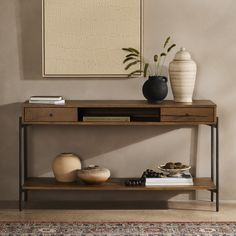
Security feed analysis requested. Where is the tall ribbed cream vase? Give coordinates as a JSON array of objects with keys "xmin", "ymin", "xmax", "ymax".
[{"xmin": 169, "ymin": 48, "xmax": 197, "ymax": 102}]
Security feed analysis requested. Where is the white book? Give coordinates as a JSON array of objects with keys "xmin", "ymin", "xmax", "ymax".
[
  {"xmin": 29, "ymin": 99, "xmax": 65, "ymax": 105},
  {"xmin": 146, "ymin": 178, "xmax": 193, "ymax": 183},
  {"xmin": 146, "ymin": 177, "xmax": 192, "ymax": 183},
  {"xmin": 30, "ymin": 96, "xmax": 63, "ymax": 101},
  {"xmin": 146, "ymin": 179, "xmax": 193, "ymax": 183},
  {"xmin": 145, "ymin": 173, "xmax": 193, "ymax": 186},
  {"xmin": 146, "ymin": 182, "xmax": 193, "ymax": 186}
]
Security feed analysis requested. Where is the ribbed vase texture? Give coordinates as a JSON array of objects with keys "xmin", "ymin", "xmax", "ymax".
[{"xmin": 169, "ymin": 48, "xmax": 197, "ymax": 103}]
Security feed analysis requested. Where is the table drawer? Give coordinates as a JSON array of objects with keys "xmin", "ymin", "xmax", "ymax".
[
  {"xmin": 24, "ymin": 107, "xmax": 77, "ymax": 122},
  {"xmin": 161, "ymin": 107, "xmax": 215, "ymax": 122}
]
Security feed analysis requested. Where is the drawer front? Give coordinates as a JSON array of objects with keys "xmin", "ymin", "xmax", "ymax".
[
  {"xmin": 161, "ymin": 107, "xmax": 215, "ymax": 122},
  {"xmin": 24, "ymin": 108, "xmax": 77, "ymax": 122}
]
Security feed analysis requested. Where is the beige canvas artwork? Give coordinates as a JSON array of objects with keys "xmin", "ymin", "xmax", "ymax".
[{"xmin": 43, "ymin": 0, "xmax": 142, "ymax": 77}]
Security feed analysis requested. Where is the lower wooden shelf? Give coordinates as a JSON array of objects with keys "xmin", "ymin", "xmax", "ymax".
[{"xmin": 22, "ymin": 177, "xmax": 216, "ymax": 191}]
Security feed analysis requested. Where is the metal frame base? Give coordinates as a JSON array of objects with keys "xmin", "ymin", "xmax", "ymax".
[{"xmin": 18, "ymin": 117, "xmax": 219, "ymax": 211}]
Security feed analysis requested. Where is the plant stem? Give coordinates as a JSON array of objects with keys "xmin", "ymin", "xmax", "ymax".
[
  {"xmin": 155, "ymin": 61, "xmax": 158, "ymax": 76},
  {"xmin": 159, "ymin": 55, "xmax": 166, "ymax": 76},
  {"xmin": 156, "ymin": 57, "xmax": 161, "ymax": 76},
  {"xmin": 148, "ymin": 65, "xmax": 153, "ymax": 76}
]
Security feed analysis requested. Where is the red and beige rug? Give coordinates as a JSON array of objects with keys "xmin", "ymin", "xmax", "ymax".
[{"xmin": 0, "ymin": 222, "xmax": 236, "ymax": 235}]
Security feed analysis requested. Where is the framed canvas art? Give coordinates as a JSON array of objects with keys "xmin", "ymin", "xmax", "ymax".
[{"xmin": 42, "ymin": 0, "xmax": 143, "ymax": 77}]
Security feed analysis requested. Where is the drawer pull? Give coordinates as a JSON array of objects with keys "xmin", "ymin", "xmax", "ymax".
[{"xmin": 49, "ymin": 113, "xmax": 53, "ymax": 117}]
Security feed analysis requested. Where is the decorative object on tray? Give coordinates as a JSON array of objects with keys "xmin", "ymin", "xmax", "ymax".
[
  {"xmin": 77, "ymin": 165, "xmax": 110, "ymax": 184},
  {"xmin": 157, "ymin": 162, "xmax": 191, "ymax": 176},
  {"xmin": 52, "ymin": 153, "xmax": 81, "ymax": 182},
  {"xmin": 122, "ymin": 37, "xmax": 176, "ymax": 102},
  {"xmin": 169, "ymin": 47, "xmax": 197, "ymax": 102},
  {"xmin": 29, "ymin": 96, "xmax": 65, "ymax": 105}
]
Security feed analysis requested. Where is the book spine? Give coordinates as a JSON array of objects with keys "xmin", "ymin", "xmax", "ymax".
[
  {"xmin": 29, "ymin": 100, "xmax": 65, "ymax": 105},
  {"xmin": 30, "ymin": 96, "xmax": 63, "ymax": 101},
  {"xmin": 146, "ymin": 180, "xmax": 193, "ymax": 183},
  {"xmin": 145, "ymin": 182, "xmax": 193, "ymax": 186},
  {"xmin": 145, "ymin": 178, "xmax": 193, "ymax": 184},
  {"xmin": 146, "ymin": 182, "xmax": 193, "ymax": 185},
  {"xmin": 83, "ymin": 116, "xmax": 130, "ymax": 122}
]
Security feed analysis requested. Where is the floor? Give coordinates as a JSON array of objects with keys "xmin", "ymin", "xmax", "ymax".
[{"xmin": 0, "ymin": 201, "xmax": 235, "ymax": 222}]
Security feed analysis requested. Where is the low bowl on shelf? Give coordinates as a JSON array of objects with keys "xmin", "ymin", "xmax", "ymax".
[
  {"xmin": 157, "ymin": 164, "xmax": 191, "ymax": 176},
  {"xmin": 77, "ymin": 165, "xmax": 110, "ymax": 185}
]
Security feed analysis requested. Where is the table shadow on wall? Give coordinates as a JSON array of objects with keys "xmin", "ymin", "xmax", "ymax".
[{"xmin": 27, "ymin": 125, "xmax": 198, "ymax": 175}]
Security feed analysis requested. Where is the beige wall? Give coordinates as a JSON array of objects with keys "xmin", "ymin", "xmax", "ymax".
[{"xmin": 0, "ymin": 0, "xmax": 235, "ymax": 201}]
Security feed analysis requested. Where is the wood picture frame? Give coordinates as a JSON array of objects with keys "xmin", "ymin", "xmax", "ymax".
[{"xmin": 42, "ymin": 0, "xmax": 143, "ymax": 77}]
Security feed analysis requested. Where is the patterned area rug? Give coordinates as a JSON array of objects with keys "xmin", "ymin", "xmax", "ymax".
[{"xmin": 0, "ymin": 222, "xmax": 236, "ymax": 236}]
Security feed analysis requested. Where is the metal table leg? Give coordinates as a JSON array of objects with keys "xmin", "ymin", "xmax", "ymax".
[
  {"xmin": 19, "ymin": 117, "xmax": 23, "ymax": 211},
  {"xmin": 23, "ymin": 125, "xmax": 28, "ymax": 202},
  {"xmin": 216, "ymin": 117, "xmax": 219, "ymax": 212},
  {"xmin": 211, "ymin": 125, "xmax": 214, "ymax": 202}
]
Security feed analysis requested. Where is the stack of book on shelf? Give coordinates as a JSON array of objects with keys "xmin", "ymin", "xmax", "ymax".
[
  {"xmin": 82, "ymin": 116, "xmax": 130, "ymax": 122},
  {"xmin": 29, "ymin": 96, "xmax": 65, "ymax": 105},
  {"xmin": 145, "ymin": 172, "xmax": 193, "ymax": 186}
]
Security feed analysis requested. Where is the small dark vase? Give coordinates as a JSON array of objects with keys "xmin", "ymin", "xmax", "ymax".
[{"xmin": 142, "ymin": 76, "xmax": 168, "ymax": 102}]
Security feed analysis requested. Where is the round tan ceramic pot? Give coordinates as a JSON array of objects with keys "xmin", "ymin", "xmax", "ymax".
[
  {"xmin": 169, "ymin": 47, "xmax": 197, "ymax": 103},
  {"xmin": 77, "ymin": 165, "xmax": 110, "ymax": 184},
  {"xmin": 52, "ymin": 153, "xmax": 81, "ymax": 182}
]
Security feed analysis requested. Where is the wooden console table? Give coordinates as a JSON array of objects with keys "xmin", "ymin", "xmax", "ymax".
[{"xmin": 19, "ymin": 100, "xmax": 219, "ymax": 211}]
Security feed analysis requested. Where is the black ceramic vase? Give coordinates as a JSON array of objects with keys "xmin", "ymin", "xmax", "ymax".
[{"xmin": 142, "ymin": 76, "xmax": 168, "ymax": 102}]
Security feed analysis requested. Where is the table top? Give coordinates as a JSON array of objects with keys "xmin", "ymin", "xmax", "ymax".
[{"xmin": 23, "ymin": 100, "xmax": 216, "ymax": 108}]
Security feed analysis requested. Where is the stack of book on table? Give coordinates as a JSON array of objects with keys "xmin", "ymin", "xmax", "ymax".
[
  {"xmin": 145, "ymin": 172, "xmax": 193, "ymax": 186},
  {"xmin": 29, "ymin": 96, "xmax": 65, "ymax": 105}
]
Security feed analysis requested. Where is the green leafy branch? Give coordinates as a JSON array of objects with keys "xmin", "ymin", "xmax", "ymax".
[
  {"xmin": 158, "ymin": 36, "xmax": 176, "ymax": 76},
  {"xmin": 122, "ymin": 47, "xmax": 149, "ymax": 77},
  {"xmin": 122, "ymin": 37, "xmax": 176, "ymax": 77}
]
